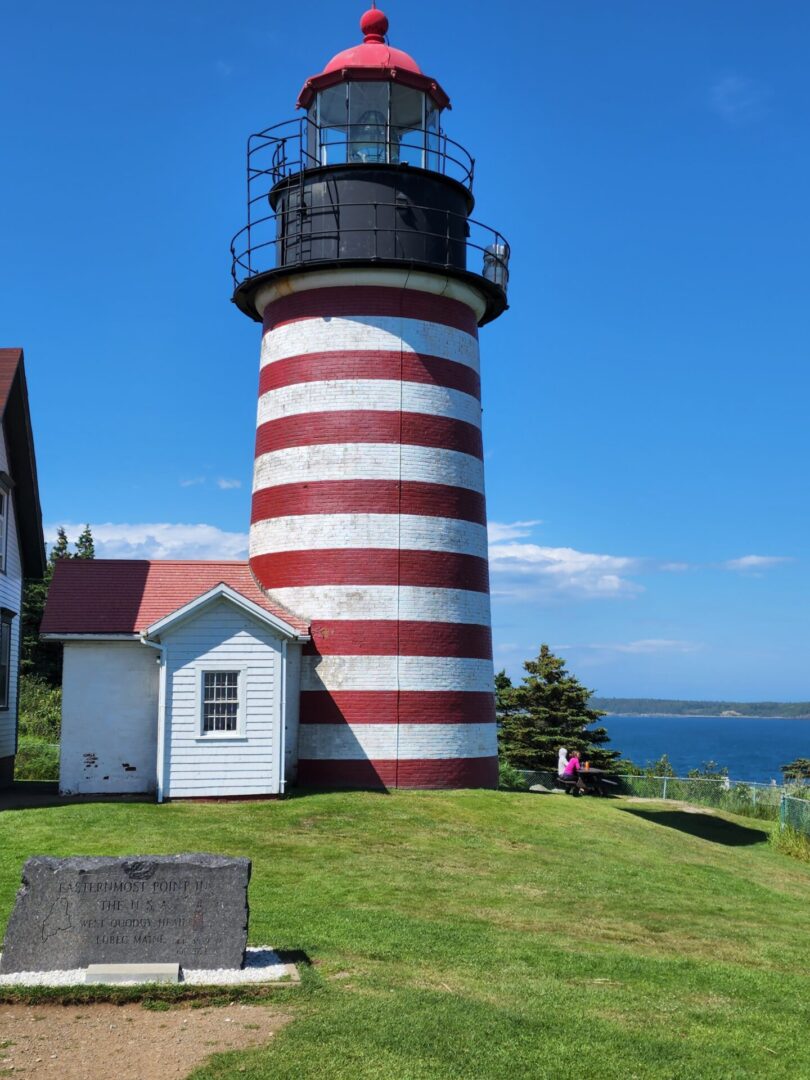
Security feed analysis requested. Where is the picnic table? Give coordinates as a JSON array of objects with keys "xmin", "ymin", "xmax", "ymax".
[
  {"xmin": 557, "ymin": 768, "xmax": 618, "ymax": 796},
  {"xmin": 579, "ymin": 768, "xmax": 618, "ymax": 796}
]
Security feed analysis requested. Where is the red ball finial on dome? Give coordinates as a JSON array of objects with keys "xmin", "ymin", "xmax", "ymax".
[{"xmin": 360, "ymin": 5, "xmax": 389, "ymax": 44}]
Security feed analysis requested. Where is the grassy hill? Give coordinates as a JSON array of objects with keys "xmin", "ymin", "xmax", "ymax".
[{"xmin": 2, "ymin": 790, "xmax": 809, "ymax": 1079}]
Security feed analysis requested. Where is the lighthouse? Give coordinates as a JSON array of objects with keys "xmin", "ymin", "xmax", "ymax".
[{"xmin": 231, "ymin": 7, "xmax": 510, "ymax": 789}]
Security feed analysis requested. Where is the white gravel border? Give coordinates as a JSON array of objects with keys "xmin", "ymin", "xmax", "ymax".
[{"xmin": 0, "ymin": 947, "xmax": 298, "ymax": 987}]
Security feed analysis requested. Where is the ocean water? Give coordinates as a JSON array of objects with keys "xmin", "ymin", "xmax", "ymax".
[{"xmin": 597, "ymin": 714, "xmax": 810, "ymax": 784}]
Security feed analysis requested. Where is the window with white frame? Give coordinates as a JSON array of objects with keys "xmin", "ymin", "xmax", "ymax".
[
  {"xmin": 0, "ymin": 489, "xmax": 7, "ymax": 575},
  {"xmin": 201, "ymin": 670, "xmax": 240, "ymax": 733},
  {"xmin": 0, "ymin": 612, "xmax": 12, "ymax": 710}
]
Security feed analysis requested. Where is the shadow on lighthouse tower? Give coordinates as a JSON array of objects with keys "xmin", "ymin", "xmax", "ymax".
[{"xmin": 231, "ymin": 7, "xmax": 510, "ymax": 790}]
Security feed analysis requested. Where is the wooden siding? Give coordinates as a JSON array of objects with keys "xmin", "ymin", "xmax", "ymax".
[
  {"xmin": 162, "ymin": 598, "xmax": 286, "ymax": 798},
  {"xmin": 59, "ymin": 642, "xmax": 158, "ymax": 795},
  {"xmin": 0, "ymin": 424, "xmax": 23, "ymax": 761}
]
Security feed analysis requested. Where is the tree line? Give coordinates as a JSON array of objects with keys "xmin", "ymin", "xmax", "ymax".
[{"xmin": 22, "ymin": 525, "xmax": 95, "ymax": 685}]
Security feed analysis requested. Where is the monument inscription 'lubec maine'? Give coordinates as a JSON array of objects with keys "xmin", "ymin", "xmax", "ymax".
[{"xmin": 0, "ymin": 854, "xmax": 250, "ymax": 973}]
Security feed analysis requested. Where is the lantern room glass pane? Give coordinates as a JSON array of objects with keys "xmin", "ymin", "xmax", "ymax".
[
  {"xmin": 317, "ymin": 84, "xmax": 348, "ymax": 165},
  {"xmin": 305, "ymin": 105, "xmax": 318, "ymax": 166},
  {"xmin": 425, "ymin": 101, "xmax": 441, "ymax": 173},
  {"xmin": 348, "ymin": 82, "xmax": 389, "ymax": 163},
  {"xmin": 391, "ymin": 85, "xmax": 425, "ymax": 167}
]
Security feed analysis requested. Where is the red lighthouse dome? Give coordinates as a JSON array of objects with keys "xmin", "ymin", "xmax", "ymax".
[
  {"xmin": 322, "ymin": 7, "xmax": 421, "ymax": 75},
  {"xmin": 297, "ymin": 7, "xmax": 450, "ymax": 110}
]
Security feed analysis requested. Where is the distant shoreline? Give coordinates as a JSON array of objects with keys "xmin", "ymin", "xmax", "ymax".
[
  {"xmin": 599, "ymin": 711, "xmax": 810, "ymax": 720},
  {"xmin": 591, "ymin": 698, "xmax": 810, "ymax": 719}
]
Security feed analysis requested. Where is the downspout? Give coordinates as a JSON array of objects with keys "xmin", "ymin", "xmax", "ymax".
[
  {"xmin": 279, "ymin": 640, "xmax": 287, "ymax": 795},
  {"xmin": 140, "ymin": 635, "xmax": 167, "ymax": 803}
]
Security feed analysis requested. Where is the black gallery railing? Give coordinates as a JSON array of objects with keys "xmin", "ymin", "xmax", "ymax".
[
  {"xmin": 230, "ymin": 199, "xmax": 510, "ymax": 293},
  {"xmin": 245, "ymin": 117, "xmax": 476, "ymax": 190}
]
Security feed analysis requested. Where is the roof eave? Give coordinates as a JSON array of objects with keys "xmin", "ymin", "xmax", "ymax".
[
  {"xmin": 0, "ymin": 351, "xmax": 46, "ymax": 579},
  {"xmin": 40, "ymin": 633, "xmax": 142, "ymax": 642},
  {"xmin": 142, "ymin": 583, "xmax": 310, "ymax": 642},
  {"xmin": 297, "ymin": 68, "xmax": 451, "ymax": 111}
]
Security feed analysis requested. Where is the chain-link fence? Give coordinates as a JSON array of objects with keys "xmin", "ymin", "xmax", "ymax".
[
  {"xmin": 520, "ymin": 769, "xmax": 810, "ymax": 829},
  {"xmin": 781, "ymin": 794, "xmax": 810, "ymax": 839},
  {"xmin": 615, "ymin": 775, "xmax": 786, "ymax": 821}
]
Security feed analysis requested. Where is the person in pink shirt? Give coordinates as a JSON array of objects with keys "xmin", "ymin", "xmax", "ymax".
[{"xmin": 563, "ymin": 750, "xmax": 586, "ymax": 794}]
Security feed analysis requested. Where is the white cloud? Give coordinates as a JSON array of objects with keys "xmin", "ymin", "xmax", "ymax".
[
  {"xmin": 661, "ymin": 561, "xmax": 689, "ymax": 573},
  {"xmin": 46, "ymin": 523, "xmax": 248, "ymax": 561},
  {"xmin": 710, "ymin": 75, "xmax": 771, "ymax": 124},
  {"xmin": 487, "ymin": 520, "xmax": 542, "ymax": 542},
  {"xmin": 723, "ymin": 554, "xmax": 792, "ymax": 573},
  {"xmin": 583, "ymin": 639, "xmax": 701, "ymax": 655},
  {"xmin": 488, "ymin": 523, "xmax": 641, "ymax": 599},
  {"xmin": 179, "ymin": 477, "xmax": 206, "ymax": 488},
  {"xmin": 216, "ymin": 478, "xmax": 242, "ymax": 490}
]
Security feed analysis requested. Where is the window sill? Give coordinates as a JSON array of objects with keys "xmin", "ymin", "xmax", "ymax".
[{"xmin": 195, "ymin": 735, "xmax": 249, "ymax": 743}]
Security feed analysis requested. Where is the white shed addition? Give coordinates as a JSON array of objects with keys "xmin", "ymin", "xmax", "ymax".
[{"xmin": 41, "ymin": 561, "xmax": 308, "ymax": 800}]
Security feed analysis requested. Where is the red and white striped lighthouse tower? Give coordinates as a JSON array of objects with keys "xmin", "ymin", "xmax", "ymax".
[{"xmin": 231, "ymin": 7, "xmax": 510, "ymax": 789}]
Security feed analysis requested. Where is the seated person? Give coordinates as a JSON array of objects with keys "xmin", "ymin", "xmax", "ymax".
[
  {"xmin": 563, "ymin": 751, "xmax": 587, "ymax": 794},
  {"xmin": 557, "ymin": 747, "xmax": 569, "ymax": 777}
]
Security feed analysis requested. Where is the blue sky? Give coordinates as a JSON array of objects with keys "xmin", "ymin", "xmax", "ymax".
[{"xmin": 2, "ymin": 1, "xmax": 808, "ymax": 699}]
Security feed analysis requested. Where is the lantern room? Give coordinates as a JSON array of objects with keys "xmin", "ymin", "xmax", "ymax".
[
  {"xmin": 230, "ymin": 6, "xmax": 510, "ymax": 325},
  {"xmin": 296, "ymin": 7, "xmax": 450, "ymax": 172}
]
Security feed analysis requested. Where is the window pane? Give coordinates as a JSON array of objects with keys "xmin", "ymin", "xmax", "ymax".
[
  {"xmin": 305, "ymin": 108, "xmax": 318, "ymax": 167},
  {"xmin": 0, "ymin": 621, "xmax": 10, "ymax": 710},
  {"xmin": 317, "ymin": 85, "xmax": 348, "ymax": 165},
  {"xmin": 202, "ymin": 671, "xmax": 239, "ymax": 732},
  {"xmin": 425, "ymin": 102, "xmax": 441, "ymax": 173},
  {"xmin": 348, "ymin": 82, "xmax": 389, "ymax": 163},
  {"xmin": 391, "ymin": 86, "xmax": 425, "ymax": 167},
  {"xmin": 0, "ymin": 492, "xmax": 6, "ymax": 574}
]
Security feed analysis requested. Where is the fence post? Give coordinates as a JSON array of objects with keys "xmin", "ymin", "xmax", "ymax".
[
  {"xmin": 662, "ymin": 776, "xmax": 668, "ymax": 800},
  {"xmin": 779, "ymin": 794, "xmax": 786, "ymax": 831}
]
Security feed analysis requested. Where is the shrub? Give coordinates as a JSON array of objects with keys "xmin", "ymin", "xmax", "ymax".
[
  {"xmin": 771, "ymin": 826, "xmax": 810, "ymax": 864},
  {"xmin": 688, "ymin": 760, "xmax": 729, "ymax": 780},
  {"xmin": 498, "ymin": 761, "xmax": 529, "ymax": 791},
  {"xmin": 14, "ymin": 735, "xmax": 59, "ymax": 781},
  {"xmin": 18, "ymin": 674, "xmax": 61, "ymax": 742}
]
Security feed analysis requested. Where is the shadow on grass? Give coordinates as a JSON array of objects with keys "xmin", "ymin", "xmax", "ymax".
[
  {"xmin": 618, "ymin": 807, "xmax": 768, "ymax": 847},
  {"xmin": 0, "ymin": 781, "xmax": 155, "ymax": 812},
  {"xmin": 1, "ymin": 782, "xmax": 397, "ymax": 811}
]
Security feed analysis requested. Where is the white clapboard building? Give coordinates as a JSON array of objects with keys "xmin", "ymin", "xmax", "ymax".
[
  {"xmin": 0, "ymin": 349, "xmax": 46, "ymax": 789},
  {"xmin": 41, "ymin": 561, "xmax": 309, "ymax": 799}
]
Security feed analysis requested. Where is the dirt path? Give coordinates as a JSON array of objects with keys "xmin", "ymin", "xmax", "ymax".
[{"xmin": 0, "ymin": 1002, "xmax": 291, "ymax": 1079}]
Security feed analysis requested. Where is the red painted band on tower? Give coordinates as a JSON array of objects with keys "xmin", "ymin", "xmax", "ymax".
[
  {"xmin": 262, "ymin": 286, "xmax": 480, "ymax": 337},
  {"xmin": 300, "ymin": 690, "xmax": 495, "ymax": 725},
  {"xmin": 254, "ymin": 412, "xmax": 484, "ymax": 458},
  {"xmin": 251, "ymin": 549, "xmax": 490, "ymax": 591},
  {"xmin": 250, "ymin": 481, "xmax": 487, "ymax": 525},
  {"xmin": 305, "ymin": 620, "xmax": 493, "ymax": 658},
  {"xmin": 297, "ymin": 755, "xmax": 499, "ymax": 789},
  {"xmin": 258, "ymin": 351, "xmax": 481, "ymax": 399}
]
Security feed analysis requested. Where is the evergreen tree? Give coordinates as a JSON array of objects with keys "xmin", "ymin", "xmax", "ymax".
[
  {"xmin": 21, "ymin": 525, "xmax": 95, "ymax": 684},
  {"xmin": 75, "ymin": 524, "xmax": 95, "ymax": 559},
  {"xmin": 494, "ymin": 669, "xmax": 518, "ymax": 724},
  {"xmin": 782, "ymin": 758, "xmax": 810, "ymax": 782},
  {"xmin": 497, "ymin": 644, "xmax": 621, "ymax": 771}
]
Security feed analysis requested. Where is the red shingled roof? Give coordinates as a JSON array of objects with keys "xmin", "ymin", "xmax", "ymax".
[
  {"xmin": 0, "ymin": 349, "xmax": 22, "ymax": 413},
  {"xmin": 41, "ymin": 559, "xmax": 309, "ymax": 637},
  {"xmin": 0, "ymin": 348, "xmax": 46, "ymax": 578}
]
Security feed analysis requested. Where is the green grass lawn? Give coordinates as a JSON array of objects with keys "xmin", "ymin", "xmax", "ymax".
[{"xmin": 2, "ymin": 790, "xmax": 809, "ymax": 1079}]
